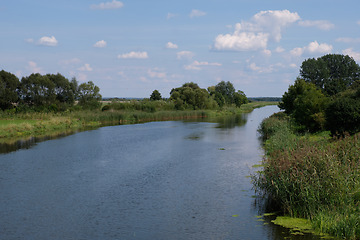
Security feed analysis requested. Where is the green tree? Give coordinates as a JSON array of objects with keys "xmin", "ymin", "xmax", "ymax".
[
  {"xmin": 279, "ymin": 79, "xmax": 328, "ymax": 131},
  {"xmin": 77, "ymin": 81, "xmax": 102, "ymax": 109},
  {"xmin": 325, "ymin": 84, "xmax": 360, "ymax": 136},
  {"xmin": 150, "ymin": 90, "xmax": 162, "ymax": 101},
  {"xmin": 46, "ymin": 73, "xmax": 75, "ymax": 109},
  {"xmin": 233, "ymin": 90, "xmax": 248, "ymax": 107},
  {"xmin": 300, "ymin": 54, "xmax": 360, "ymax": 95},
  {"xmin": 214, "ymin": 81, "xmax": 235, "ymax": 104},
  {"xmin": 169, "ymin": 82, "xmax": 210, "ymax": 110},
  {"xmin": 20, "ymin": 73, "xmax": 56, "ymax": 107},
  {"xmin": 0, "ymin": 70, "xmax": 20, "ymax": 110}
]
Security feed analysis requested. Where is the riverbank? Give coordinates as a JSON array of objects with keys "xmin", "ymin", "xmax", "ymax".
[
  {"xmin": 0, "ymin": 101, "xmax": 276, "ymax": 144},
  {"xmin": 254, "ymin": 112, "xmax": 360, "ymax": 239}
]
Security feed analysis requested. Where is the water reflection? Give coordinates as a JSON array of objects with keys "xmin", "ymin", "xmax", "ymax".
[{"xmin": 216, "ymin": 114, "xmax": 247, "ymax": 129}]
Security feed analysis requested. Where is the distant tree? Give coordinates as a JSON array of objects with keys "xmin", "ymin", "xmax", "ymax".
[
  {"xmin": 233, "ymin": 90, "xmax": 248, "ymax": 107},
  {"xmin": 77, "ymin": 81, "xmax": 102, "ymax": 109},
  {"xmin": 46, "ymin": 73, "xmax": 75, "ymax": 108},
  {"xmin": 0, "ymin": 70, "xmax": 20, "ymax": 110},
  {"xmin": 300, "ymin": 54, "xmax": 360, "ymax": 95},
  {"xmin": 170, "ymin": 82, "xmax": 210, "ymax": 110},
  {"xmin": 150, "ymin": 90, "xmax": 162, "ymax": 101},
  {"xmin": 20, "ymin": 73, "xmax": 56, "ymax": 107},
  {"xmin": 215, "ymin": 81, "xmax": 235, "ymax": 104}
]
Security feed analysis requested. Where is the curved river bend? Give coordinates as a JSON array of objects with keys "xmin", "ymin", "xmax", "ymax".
[{"xmin": 0, "ymin": 106, "xmax": 323, "ymax": 240}]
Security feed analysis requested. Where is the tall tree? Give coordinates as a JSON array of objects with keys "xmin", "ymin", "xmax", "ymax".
[
  {"xmin": 46, "ymin": 73, "xmax": 75, "ymax": 106},
  {"xmin": 0, "ymin": 70, "xmax": 20, "ymax": 110},
  {"xmin": 300, "ymin": 54, "xmax": 360, "ymax": 95},
  {"xmin": 20, "ymin": 73, "xmax": 56, "ymax": 107},
  {"xmin": 214, "ymin": 81, "xmax": 235, "ymax": 104},
  {"xmin": 77, "ymin": 81, "xmax": 102, "ymax": 109}
]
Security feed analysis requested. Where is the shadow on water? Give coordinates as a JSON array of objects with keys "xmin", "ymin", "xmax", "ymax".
[{"xmin": 215, "ymin": 114, "xmax": 247, "ymax": 129}]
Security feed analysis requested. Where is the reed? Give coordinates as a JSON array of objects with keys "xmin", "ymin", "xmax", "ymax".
[{"xmin": 254, "ymin": 113, "xmax": 360, "ymax": 239}]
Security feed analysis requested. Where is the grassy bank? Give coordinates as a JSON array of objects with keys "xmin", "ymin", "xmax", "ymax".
[
  {"xmin": 0, "ymin": 101, "xmax": 276, "ymax": 143},
  {"xmin": 254, "ymin": 112, "xmax": 360, "ymax": 239}
]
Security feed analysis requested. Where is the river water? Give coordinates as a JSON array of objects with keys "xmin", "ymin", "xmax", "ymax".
[{"xmin": 0, "ymin": 106, "xmax": 324, "ymax": 240}]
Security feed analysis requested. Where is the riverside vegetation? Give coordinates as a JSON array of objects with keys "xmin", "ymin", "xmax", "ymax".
[
  {"xmin": 254, "ymin": 54, "xmax": 360, "ymax": 239},
  {"xmin": 0, "ymin": 70, "xmax": 275, "ymax": 142}
]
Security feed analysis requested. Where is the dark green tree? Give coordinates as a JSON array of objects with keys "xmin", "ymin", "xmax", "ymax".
[
  {"xmin": 20, "ymin": 73, "xmax": 56, "ymax": 107},
  {"xmin": 300, "ymin": 54, "xmax": 360, "ymax": 95},
  {"xmin": 214, "ymin": 81, "xmax": 235, "ymax": 104},
  {"xmin": 150, "ymin": 90, "xmax": 162, "ymax": 101},
  {"xmin": 325, "ymin": 84, "xmax": 360, "ymax": 136},
  {"xmin": 279, "ymin": 79, "xmax": 328, "ymax": 131},
  {"xmin": 233, "ymin": 90, "xmax": 248, "ymax": 107},
  {"xmin": 0, "ymin": 70, "xmax": 20, "ymax": 110},
  {"xmin": 77, "ymin": 81, "xmax": 102, "ymax": 109},
  {"xmin": 46, "ymin": 73, "xmax": 75, "ymax": 108},
  {"xmin": 169, "ymin": 82, "xmax": 210, "ymax": 110}
]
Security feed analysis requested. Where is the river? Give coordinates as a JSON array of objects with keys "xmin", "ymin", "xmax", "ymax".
[{"xmin": 0, "ymin": 106, "xmax": 323, "ymax": 240}]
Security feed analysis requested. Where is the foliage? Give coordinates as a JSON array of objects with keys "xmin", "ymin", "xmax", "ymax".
[
  {"xmin": 233, "ymin": 90, "xmax": 248, "ymax": 107},
  {"xmin": 214, "ymin": 80, "xmax": 236, "ymax": 105},
  {"xmin": 77, "ymin": 81, "xmax": 102, "ymax": 110},
  {"xmin": 150, "ymin": 89, "xmax": 162, "ymax": 101},
  {"xmin": 0, "ymin": 70, "xmax": 20, "ymax": 110},
  {"xmin": 279, "ymin": 79, "xmax": 328, "ymax": 132},
  {"xmin": 300, "ymin": 54, "xmax": 360, "ymax": 96},
  {"xmin": 169, "ymin": 82, "xmax": 213, "ymax": 110},
  {"xmin": 255, "ymin": 113, "xmax": 360, "ymax": 239},
  {"xmin": 325, "ymin": 87, "xmax": 360, "ymax": 136}
]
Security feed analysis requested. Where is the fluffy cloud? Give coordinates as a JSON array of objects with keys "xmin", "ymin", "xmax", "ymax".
[
  {"xmin": 298, "ymin": 20, "xmax": 335, "ymax": 30},
  {"xmin": 177, "ymin": 51, "xmax": 194, "ymax": 60},
  {"xmin": 184, "ymin": 60, "xmax": 222, "ymax": 70},
  {"xmin": 213, "ymin": 10, "xmax": 300, "ymax": 51},
  {"xmin": 27, "ymin": 61, "xmax": 43, "ymax": 73},
  {"xmin": 78, "ymin": 63, "xmax": 93, "ymax": 71},
  {"xmin": 148, "ymin": 69, "xmax": 167, "ymax": 79},
  {"xmin": 94, "ymin": 40, "xmax": 107, "ymax": 48},
  {"xmin": 90, "ymin": 0, "xmax": 123, "ymax": 10},
  {"xmin": 167, "ymin": 13, "xmax": 178, "ymax": 19},
  {"xmin": 343, "ymin": 48, "xmax": 360, "ymax": 62},
  {"xmin": 38, "ymin": 36, "xmax": 58, "ymax": 47},
  {"xmin": 166, "ymin": 42, "xmax": 178, "ymax": 49},
  {"xmin": 189, "ymin": 9, "xmax": 206, "ymax": 18},
  {"xmin": 290, "ymin": 41, "xmax": 333, "ymax": 56},
  {"xmin": 118, "ymin": 51, "xmax": 149, "ymax": 59}
]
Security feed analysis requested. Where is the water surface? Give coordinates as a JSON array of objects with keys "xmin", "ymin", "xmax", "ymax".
[{"xmin": 0, "ymin": 106, "xmax": 323, "ymax": 239}]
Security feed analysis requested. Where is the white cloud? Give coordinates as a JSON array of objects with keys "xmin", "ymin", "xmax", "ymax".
[
  {"xmin": 94, "ymin": 40, "xmax": 107, "ymax": 48},
  {"xmin": 90, "ymin": 0, "xmax": 123, "ymax": 10},
  {"xmin": 38, "ymin": 36, "xmax": 58, "ymax": 47},
  {"xmin": 167, "ymin": 13, "xmax": 178, "ymax": 19},
  {"xmin": 298, "ymin": 20, "xmax": 335, "ymax": 30},
  {"xmin": 213, "ymin": 10, "xmax": 300, "ymax": 51},
  {"xmin": 184, "ymin": 60, "xmax": 222, "ymax": 70},
  {"xmin": 290, "ymin": 41, "xmax": 333, "ymax": 57},
  {"xmin": 263, "ymin": 49, "xmax": 272, "ymax": 56},
  {"xmin": 27, "ymin": 61, "xmax": 43, "ymax": 73},
  {"xmin": 343, "ymin": 48, "xmax": 360, "ymax": 62},
  {"xmin": 189, "ymin": 9, "xmax": 206, "ymax": 18},
  {"xmin": 148, "ymin": 69, "xmax": 167, "ymax": 79},
  {"xmin": 25, "ymin": 38, "xmax": 34, "ymax": 43},
  {"xmin": 274, "ymin": 46, "xmax": 285, "ymax": 53},
  {"xmin": 78, "ymin": 63, "xmax": 93, "ymax": 71},
  {"xmin": 336, "ymin": 37, "xmax": 360, "ymax": 43},
  {"xmin": 60, "ymin": 58, "xmax": 81, "ymax": 65},
  {"xmin": 357, "ymin": 20, "xmax": 360, "ymax": 25},
  {"xmin": 118, "ymin": 51, "xmax": 149, "ymax": 59},
  {"xmin": 248, "ymin": 62, "xmax": 284, "ymax": 73},
  {"xmin": 166, "ymin": 42, "xmax": 178, "ymax": 49},
  {"xmin": 177, "ymin": 51, "xmax": 194, "ymax": 60}
]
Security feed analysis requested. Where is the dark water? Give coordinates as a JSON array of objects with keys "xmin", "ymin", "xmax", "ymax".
[{"xmin": 0, "ymin": 106, "xmax": 323, "ymax": 240}]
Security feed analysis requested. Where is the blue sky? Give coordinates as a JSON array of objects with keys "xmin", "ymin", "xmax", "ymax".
[{"xmin": 1, "ymin": 0, "xmax": 360, "ymax": 98}]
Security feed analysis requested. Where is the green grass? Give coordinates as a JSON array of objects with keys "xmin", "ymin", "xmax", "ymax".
[{"xmin": 254, "ymin": 113, "xmax": 360, "ymax": 239}]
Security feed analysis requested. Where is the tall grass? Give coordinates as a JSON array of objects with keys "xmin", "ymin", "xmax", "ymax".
[{"xmin": 254, "ymin": 113, "xmax": 360, "ymax": 239}]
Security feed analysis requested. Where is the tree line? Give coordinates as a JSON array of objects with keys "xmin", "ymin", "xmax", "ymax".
[
  {"xmin": 0, "ymin": 70, "xmax": 248, "ymax": 113},
  {"xmin": 278, "ymin": 54, "xmax": 360, "ymax": 136},
  {"xmin": 0, "ymin": 71, "xmax": 102, "ymax": 112}
]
